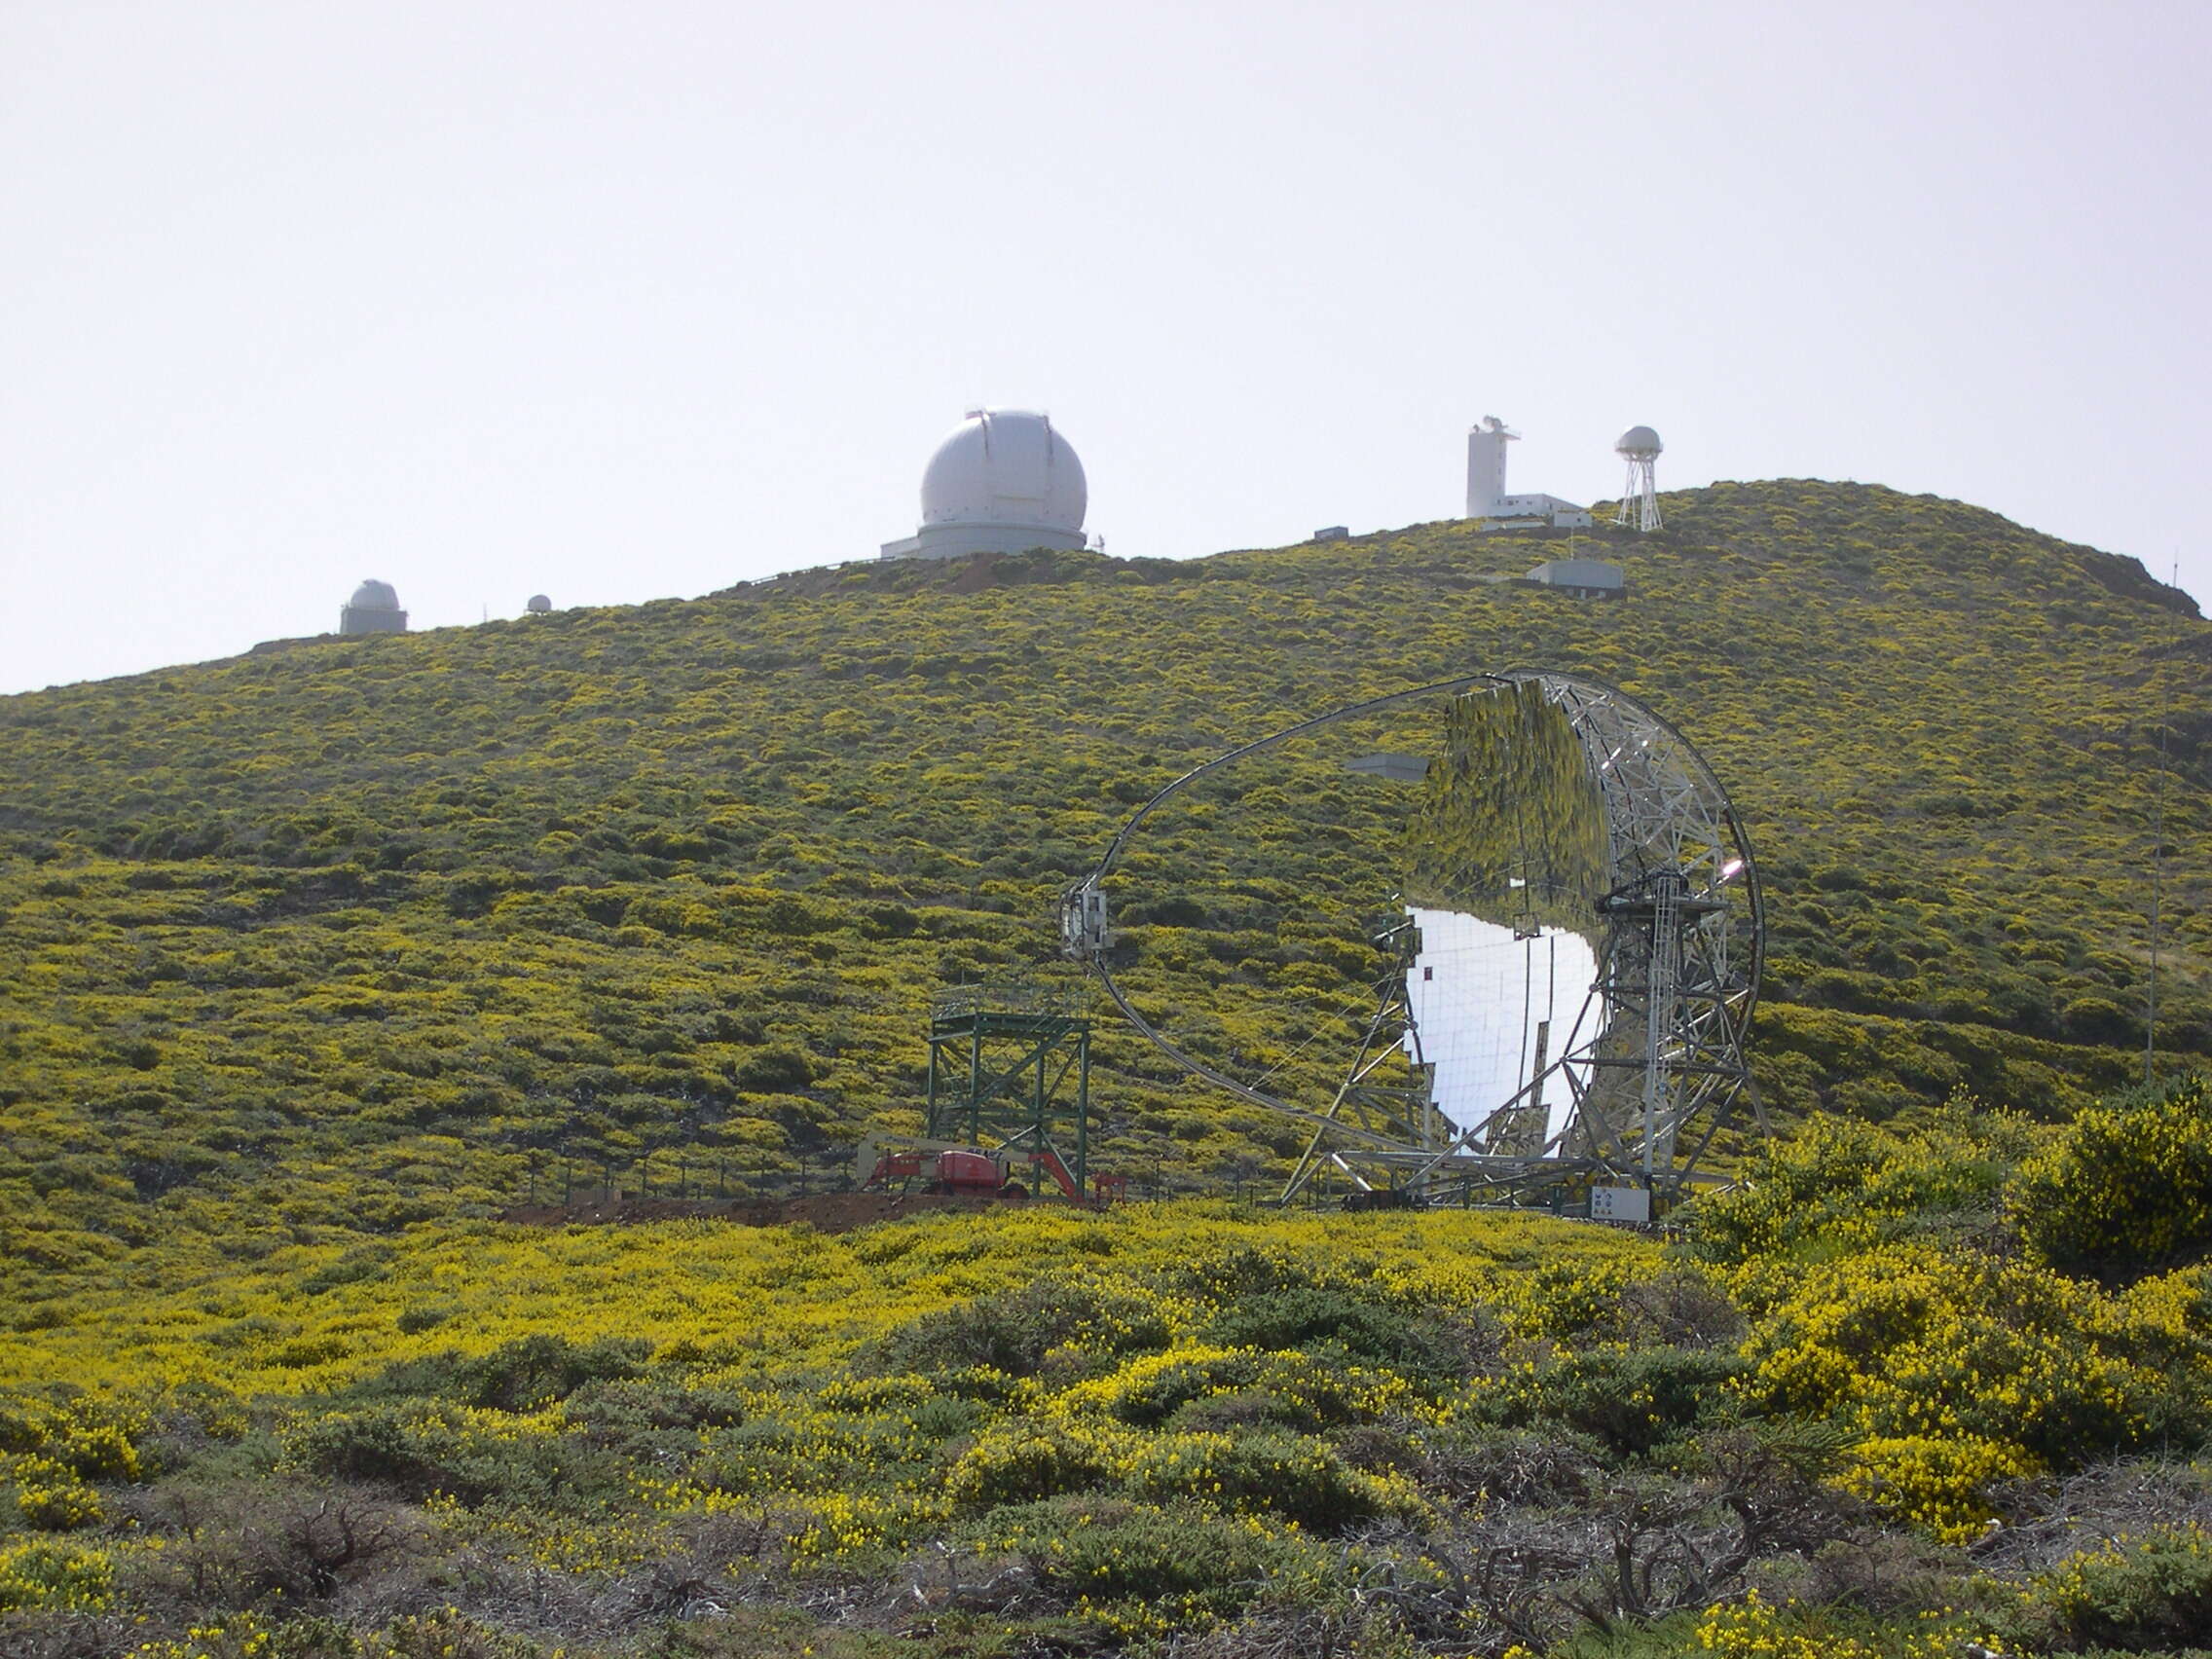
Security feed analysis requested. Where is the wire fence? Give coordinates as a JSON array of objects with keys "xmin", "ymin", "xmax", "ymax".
[
  {"xmin": 507, "ymin": 1143, "xmax": 1210, "ymax": 1211},
  {"xmin": 512, "ymin": 1147, "xmax": 858, "ymax": 1209}
]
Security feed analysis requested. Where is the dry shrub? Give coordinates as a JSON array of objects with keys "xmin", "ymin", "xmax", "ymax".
[{"xmin": 126, "ymin": 1480, "xmax": 427, "ymax": 1609}]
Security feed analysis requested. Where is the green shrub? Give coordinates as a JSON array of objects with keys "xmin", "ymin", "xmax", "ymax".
[
  {"xmin": 968, "ymin": 1495, "xmax": 1320, "ymax": 1622},
  {"xmin": 361, "ymin": 1334, "xmax": 652, "ymax": 1413},
  {"xmin": 1482, "ymin": 1346, "xmax": 1747, "ymax": 1457},
  {"xmin": 283, "ymin": 1400, "xmax": 626, "ymax": 1508},
  {"xmin": 944, "ymin": 1421, "xmax": 1118, "ymax": 1511},
  {"xmin": 2016, "ymin": 1523, "xmax": 2212, "ymax": 1651},
  {"xmin": 1126, "ymin": 1425, "xmax": 1404, "ymax": 1530},
  {"xmin": 870, "ymin": 1273, "xmax": 1172, "ymax": 1379},
  {"xmin": 1201, "ymin": 1285, "xmax": 1468, "ymax": 1383},
  {"xmin": 562, "ymin": 1377, "xmax": 746, "ymax": 1439}
]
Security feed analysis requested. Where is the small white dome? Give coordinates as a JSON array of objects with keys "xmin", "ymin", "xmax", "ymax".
[
  {"xmin": 1615, "ymin": 425, "xmax": 1663, "ymax": 457},
  {"xmin": 919, "ymin": 409, "xmax": 1087, "ymax": 533},
  {"xmin": 350, "ymin": 578, "xmax": 400, "ymax": 610},
  {"xmin": 525, "ymin": 594, "xmax": 552, "ymax": 613}
]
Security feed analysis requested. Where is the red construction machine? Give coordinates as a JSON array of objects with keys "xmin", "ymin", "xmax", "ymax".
[{"xmin": 855, "ymin": 1136, "xmax": 1122, "ymax": 1208}]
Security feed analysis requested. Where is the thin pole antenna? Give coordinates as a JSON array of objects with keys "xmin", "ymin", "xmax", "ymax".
[{"xmin": 2146, "ymin": 558, "xmax": 2177, "ymax": 1086}]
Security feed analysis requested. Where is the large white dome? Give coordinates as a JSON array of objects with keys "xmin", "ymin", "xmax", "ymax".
[
  {"xmin": 349, "ymin": 579, "xmax": 401, "ymax": 610},
  {"xmin": 1615, "ymin": 425, "xmax": 1663, "ymax": 457},
  {"xmin": 919, "ymin": 409, "xmax": 1087, "ymax": 533}
]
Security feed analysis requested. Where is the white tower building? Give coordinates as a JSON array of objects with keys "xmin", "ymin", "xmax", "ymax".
[
  {"xmin": 880, "ymin": 409, "xmax": 1088, "ymax": 561},
  {"xmin": 1615, "ymin": 426, "xmax": 1664, "ymax": 532},
  {"xmin": 1466, "ymin": 416, "xmax": 1517, "ymax": 519},
  {"xmin": 1464, "ymin": 416, "xmax": 1593, "ymax": 532}
]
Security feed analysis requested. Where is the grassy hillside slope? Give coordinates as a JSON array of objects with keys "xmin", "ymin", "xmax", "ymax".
[{"xmin": 2, "ymin": 480, "xmax": 2209, "ymax": 1297}]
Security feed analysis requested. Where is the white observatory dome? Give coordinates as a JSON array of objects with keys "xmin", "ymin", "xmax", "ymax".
[
  {"xmin": 350, "ymin": 578, "xmax": 401, "ymax": 610},
  {"xmin": 525, "ymin": 594, "xmax": 552, "ymax": 614},
  {"xmin": 1615, "ymin": 425, "xmax": 1664, "ymax": 458},
  {"xmin": 339, "ymin": 577, "xmax": 408, "ymax": 636},
  {"xmin": 920, "ymin": 409, "xmax": 1087, "ymax": 533}
]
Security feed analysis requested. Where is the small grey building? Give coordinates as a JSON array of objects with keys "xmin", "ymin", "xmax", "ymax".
[
  {"xmin": 340, "ymin": 579, "xmax": 409, "ymax": 635},
  {"xmin": 1527, "ymin": 558, "xmax": 1626, "ymax": 599}
]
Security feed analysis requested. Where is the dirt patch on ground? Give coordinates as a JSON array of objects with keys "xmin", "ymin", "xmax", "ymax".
[{"xmin": 500, "ymin": 1189, "xmax": 1029, "ymax": 1235}]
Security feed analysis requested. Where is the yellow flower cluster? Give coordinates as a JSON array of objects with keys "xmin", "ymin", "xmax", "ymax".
[
  {"xmin": 0, "ymin": 1535, "xmax": 116, "ymax": 1613},
  {"xmin": 1735, "ymin": 1239, "xmax": 2180, "ymax": 1531},
  {"xmin": 0, "ymin": 1389, "xmax": 149, "ymax": 1530},
  {"xmin": 1695, "ymin": 1590, "xmax": 2009, "ymax": 1658},
  {"xmin": 129, "ymin": 1612, "xmax": 276, "ymax": 1659},
  {"xmin": 1836, "ymin": 1435, "xmax": 2037, "ymax": 1545},
  {"xmin": 2011, "ymin": 1075, "xmax": 2212, "ymax": 1268},
  {"xmin": 10, "ymin": 1454, "xmax": 104, "ymax": 1530}
]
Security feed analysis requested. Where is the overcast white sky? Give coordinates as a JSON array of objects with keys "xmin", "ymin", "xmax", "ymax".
[{"xmin": 3, "ymin": 1, "xmax": 2205, "ymax": 695}]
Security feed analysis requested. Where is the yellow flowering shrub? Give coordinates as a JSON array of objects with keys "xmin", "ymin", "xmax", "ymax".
[
  {"xmin": 11, "ymin": 1454, "xmax": 104, "ymax": 1530},
  {"xmin": 1688, "ymin": 1110, "xmax": 2021, "ymax": 1279},
  {"xmin": 0, "ymin": 1390, "xmax": 148, "ymax": 1478},
  {"xmin": 0, "ymin": 1535, "xmax": 116, "ymax": 1612},
  {"xmin": 1835, "ymin": 1434, "xmax": 2038, "ymax": 1544},
  {"xmin": 1733, "ymin": 1238, "xmax": 2193, "ymax": 1536},
  {"xmin": 1695, "ymin": 1589, "xmax": 2009, "ymax": 1657},
  {"xmin": 945, "ymin": 1419, "xmax": 1124, "ymax": 1510},
  {"xmin": 2011, "ymin": 1074, "xmax": 2212, "ymax": 1270},
  {"xmin": 1739, "ymin": 1242, "xmax": 2153, "ymax": 1458},
  {"xmin": 129, "ymin": 1615, "xmax": 277, "ymax": 1659}
]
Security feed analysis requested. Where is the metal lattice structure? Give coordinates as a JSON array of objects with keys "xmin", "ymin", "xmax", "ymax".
[
  {"xmin": 1061, "ymin": 670, "xmax": 1764, "ymax": 1210},
  {"xmin": 922, "ymin": 984, "xmax": 1094, "ymax": 1200},
  {"xmin": 1614, "ymin": 426, "xmax": 1664, "ymax": 533}
]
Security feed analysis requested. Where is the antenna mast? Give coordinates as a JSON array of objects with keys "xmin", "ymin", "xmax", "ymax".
[{"xmin": 2146, "ymin": 559, "xmax": 2178, "ymax": 1085}]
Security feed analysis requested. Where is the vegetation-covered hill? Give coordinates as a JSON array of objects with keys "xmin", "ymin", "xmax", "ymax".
[
  {"xmin": 2, "ymin": 480, "xmax": 2206, "ymax": 1287},
  {"xmin": 7, "ymin": 477, "xmax": 2212, "ymax": 1657}
]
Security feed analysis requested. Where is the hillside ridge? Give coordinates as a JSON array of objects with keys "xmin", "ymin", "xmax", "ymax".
[{"xmin": 0, "ymin": 477, "xmax": 2207, "ymax": 1294}]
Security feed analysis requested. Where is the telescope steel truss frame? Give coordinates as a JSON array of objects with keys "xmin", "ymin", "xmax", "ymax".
[{"xmin": 1060, "ymin": 670, "xmax": 1766, "ymax": 1206}]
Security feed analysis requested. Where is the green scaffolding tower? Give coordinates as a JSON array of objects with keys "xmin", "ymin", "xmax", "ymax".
[{"xmin": 924, "ymin": 984, "xmax": 1093, "ymax": 1202}]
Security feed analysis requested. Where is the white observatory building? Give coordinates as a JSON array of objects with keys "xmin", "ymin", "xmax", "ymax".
[
  {"xmin": 1464, "ymin": 417, "xmax": 1592, "ymax": 532},
  {"xmin": 339, "ymin": 579, "xmax": 408, "ymax": 636},
  {"xmin": 880, "ymin": 409, "xmax": 1089, "ymax": 561}
]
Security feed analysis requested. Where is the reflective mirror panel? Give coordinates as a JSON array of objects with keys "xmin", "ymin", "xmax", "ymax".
[{"xmin": 1099, "ymin": 680, "xmax": 1612, "ymax": 1151}]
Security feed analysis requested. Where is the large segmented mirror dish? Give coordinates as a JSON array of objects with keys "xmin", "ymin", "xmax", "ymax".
[{"xmin": 1061, "ymin": 670, "xmax": 1764, "ymax": 1204}]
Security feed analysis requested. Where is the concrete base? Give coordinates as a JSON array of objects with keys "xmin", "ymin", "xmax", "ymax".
[{"xmin": 880, "ymin": 522, "xmax": 1088, "ymax": 562}]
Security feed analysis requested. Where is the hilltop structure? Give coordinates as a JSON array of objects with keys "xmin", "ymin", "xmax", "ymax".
[
  {"xmin": 1615, "ymin": 425, "xmax": 1664, "ymax": 532},
  {"xmin": 339, "ymin": 580, "xmax": 408, "ymax": 635},
  {"xmin": 1465, "ymin": 417, "xmax": 1593, "ymax": 531},
  {"xmin": 880, "ymin": 409, "xmax": 1089, "ymax": 561}
]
